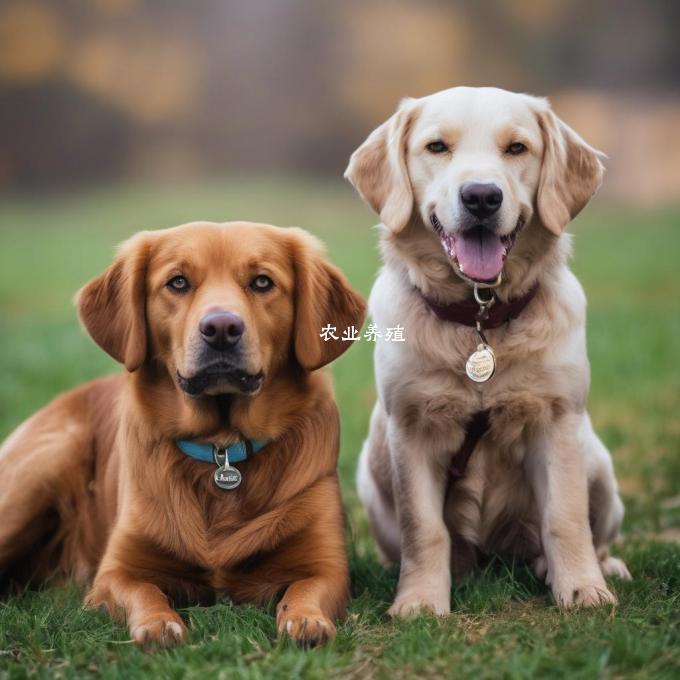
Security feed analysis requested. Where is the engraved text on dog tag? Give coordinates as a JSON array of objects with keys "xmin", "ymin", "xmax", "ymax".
[
  {"xmin": 214, "ymin": 465, "xmax": 242, "ymax": 490},
  {"xmin": 465, "ymin": 343, "xmax": 496, "ymax": 383}
]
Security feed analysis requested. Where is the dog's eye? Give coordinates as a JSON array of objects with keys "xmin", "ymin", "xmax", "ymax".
[
  {"xmin": 250, "ymin": 274, "xmax": 274, "ymax": 293},
  {"xmin": 166, "ymin": 275, "xmax": 190, "ymax": 293},
  {"xmin": 506, "ymin": 142, "xmax": 527, "ymax": 155},
  {"xmin": 426, "ymin": 141, "xmax": 449, "ymax": 154}
]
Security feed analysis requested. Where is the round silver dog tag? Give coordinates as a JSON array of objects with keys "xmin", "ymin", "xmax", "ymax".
[
  {"xmin": 214, "ymin": 465, "xmax": 242, "ymax": 490},
  {"xmin": 465, "ymin": 343, "xmax": 496, "ymax": 383}
]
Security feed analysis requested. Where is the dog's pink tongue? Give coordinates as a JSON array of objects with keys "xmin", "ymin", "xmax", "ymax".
[{"xmin": 454, "ymin": 229, "xmax": 505, "ymax": 282}]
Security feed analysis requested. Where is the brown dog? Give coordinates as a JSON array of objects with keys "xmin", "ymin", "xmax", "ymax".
[{"xmin": 0, "ymin": 221, "xmax": 366, "ymax": 647}]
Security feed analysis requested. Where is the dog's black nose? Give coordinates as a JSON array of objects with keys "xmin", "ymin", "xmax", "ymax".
[
  {"xmin": 199, "ymin": 311, "xmax": 245, "ymax": 350},
  {"xmin": 460, "ymin": 182, "xmax": 503, "ymax": 220}
]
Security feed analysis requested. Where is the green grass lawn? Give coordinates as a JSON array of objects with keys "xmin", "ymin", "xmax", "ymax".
[{"xmin": 0, "ymin": 178, "xmax": 678, "ymax": 678}]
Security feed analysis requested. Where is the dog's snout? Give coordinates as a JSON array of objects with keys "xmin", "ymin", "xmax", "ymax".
[
  {"xmin": 199, "ymin": 311, "xmax": 244, "ymax": 350},
  {"xmin": 460, "ymin": 182, "xmax": 503, "ymax": 220}
]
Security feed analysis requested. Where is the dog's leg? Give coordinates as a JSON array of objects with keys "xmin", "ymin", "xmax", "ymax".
[
  {"xmin": 526, "ymin": 412, "xmax": 617, "ymax": 608},
  {"xmin": 356, "ymin": 405, "xmax": 401, "ymax": 566},
  {"xmin": 387, "ymin": 423, "xmax": 452, "ymax": 617},
  {"xmin": 0, "ymin": 399, "xmax": 91, "ymax": 579},
  {"xmin": 87, "ymin": 533, "xmax": 187, "ymax": 648},
  {"xmin": 583, "ymin": 416, "xmax": 631, "ymax": 581},
  {"xmin": 275, "ymin": 480, "xmax": 349, "ymax": 646}
]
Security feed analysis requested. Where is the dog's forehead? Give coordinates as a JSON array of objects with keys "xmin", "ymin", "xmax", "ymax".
[
  {"xmin": 414, "ymin": 87, "xmax": 540, "ymax": 136},
  {"xmin": 151, "ymin": 221, "xmax": 290, "ymax": 269}
]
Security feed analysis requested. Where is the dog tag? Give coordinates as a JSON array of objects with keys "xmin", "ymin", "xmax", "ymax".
[
  {"xmin": 465, "ymin": 343, "xmax": 496, "ymax": 383},
  {"xmin": 213, "ymin": 446, "xmax": 242, "ymax": 490},
  {"xmin": 214, "ymin": 465, "xmax": 241, "ymax": 490}
]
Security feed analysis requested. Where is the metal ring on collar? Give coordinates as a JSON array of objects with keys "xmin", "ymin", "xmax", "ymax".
[{"xmin": 474, "ymin": 284, "xmax": 496, "ymax": 306}]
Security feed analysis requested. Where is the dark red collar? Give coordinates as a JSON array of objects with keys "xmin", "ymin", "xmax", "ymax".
[{"xmin": 420, "ymin": 282, "xmax": 540, "ymax": 329}]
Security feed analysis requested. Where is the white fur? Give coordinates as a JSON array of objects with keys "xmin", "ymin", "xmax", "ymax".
[{"xmin": 347, "ymin": 87, "xmax": 630, "ymax": 616}]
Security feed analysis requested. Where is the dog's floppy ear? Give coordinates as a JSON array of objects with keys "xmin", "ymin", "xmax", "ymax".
[
  {"xmin": 535, "ymin": 103, "xmax": 605, "ymax": 235},
  {"xmin": 77, "ymin": 232, "xmax": 151, "ymax": 372},
  {"xmin": 289, "ymin": 228, "xmax": 367, "ymax": 371},
  {"xmin": 344, "ymin": 98, "xmax": 418, "ymax": 233}
]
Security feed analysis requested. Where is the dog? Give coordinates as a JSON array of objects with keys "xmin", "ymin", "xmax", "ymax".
[
  {"xmin": 0, "ymin": 221, "xmax": 366, "ymax": 647},
  {"xmin": 345, "ymin": 86, "xmax": 631, "ymax": 617}
]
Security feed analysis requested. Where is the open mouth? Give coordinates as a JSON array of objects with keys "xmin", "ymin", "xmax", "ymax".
[
  {"xmin": 431, "ymin": 213, "xmax": 525, "ymax": 284},
  {"xmin": 177, "ymin": 365, "xmax": 264, "ymax": 397}
]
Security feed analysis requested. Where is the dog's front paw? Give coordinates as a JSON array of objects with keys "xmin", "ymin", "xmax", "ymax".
[
  {"xmin": 277, "ymin": 604, "xmax": 335, "ymax": 646},
  {"xmin": 553, "ymin": 580, "xmax": 617, "ymax": 609},
  {"xmin": 388, "ymin": 587, "xmax": 450, "ymax": 618},
  {"xmin": 131, "ymin": 615, "xmax": 187, "ymax": 648},
  {"xmin": 600, "ymin": 556, "xmax": 632, "ymax": 581}
]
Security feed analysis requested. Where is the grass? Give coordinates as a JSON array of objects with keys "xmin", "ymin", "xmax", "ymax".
[{"xmin": 0, "ymin": 177, "xmax": 678, "ymax": 678}]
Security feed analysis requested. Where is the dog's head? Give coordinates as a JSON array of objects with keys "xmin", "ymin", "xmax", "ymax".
[
  {"xmin": 345, "ymin": 86, "xmax": 604, "ymax": 285},
  {"xmin": 77, "ymin": 222, "xmax": 366, "ymax": 397}
]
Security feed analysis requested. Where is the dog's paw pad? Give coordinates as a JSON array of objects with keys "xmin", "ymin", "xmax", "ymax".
[
  {"xmin": 277, "ymin": 606, "xmax": 335, "ymax": 646},
  {"xmin": 131, "ymin": 617, "xmax": 187, "ymax": 648}
]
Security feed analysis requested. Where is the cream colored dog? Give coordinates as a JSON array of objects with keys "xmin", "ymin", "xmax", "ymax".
[{"xmin": 345, "ymin": 86, "xmax": 630, "ymax": 617}]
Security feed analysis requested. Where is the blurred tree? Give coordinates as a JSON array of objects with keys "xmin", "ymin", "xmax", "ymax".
[
  {"xmin": 0, "ymin": 0, "xmax": 677, "ymax": 196},
  {"xmin": 0, "ymin": 2, "xmax": 65, "ymax": 84}
]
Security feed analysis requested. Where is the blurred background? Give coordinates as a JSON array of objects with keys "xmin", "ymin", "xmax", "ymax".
[
  {"xmin": 0, "ymin": 0, "xmax": 678, "ymax": 539},
  {"xmin": 0, "ymin": 0, "xmax": 679, "ymax": 201}
]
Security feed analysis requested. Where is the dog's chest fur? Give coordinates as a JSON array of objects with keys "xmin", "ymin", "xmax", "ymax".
[{"xmin": 371, "ymin": 256, "xmax": 588, "ymax": 460}]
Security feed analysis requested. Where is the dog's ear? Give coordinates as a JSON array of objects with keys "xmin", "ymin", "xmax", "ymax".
[
  {"xmin": 289, "ymin": 228, "xmax": 367, "ymax": 371},
  {"xmin": 76, "ymin": 232, "xmax": 151, "ymax": 372},
  {"xmin": 344, "ymin": 98, "xmax": 418, "ymax": 233},
  {"xmin": 535, "ymin": 104, "xmax": 605, "ymax": 235}
]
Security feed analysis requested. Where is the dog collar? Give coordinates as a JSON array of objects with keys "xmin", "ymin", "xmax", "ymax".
[
  {"xmin": 176, "ymin": 438, "xmax": 269, "ymax": 491},
  {"xmin": 420, "ymin": 282, "xmax": 539, "ymax": 330},
  {"xmin": 176, "ymin": 438, "xmax": 268, "ymax": 464},
  {"xmin": 420, "ymin": 281, "xmax": 539, "ymax": 384}
]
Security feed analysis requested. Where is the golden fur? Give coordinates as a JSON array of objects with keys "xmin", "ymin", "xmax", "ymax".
[
  {"xmin": 0, "ymin": 221, "xmax": 366, "ymax": 647},
  {"xmin": 345, "ymin": 87, "xmax": 631, "ymax": 617}
]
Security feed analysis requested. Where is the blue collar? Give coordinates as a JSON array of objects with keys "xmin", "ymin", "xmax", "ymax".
[{"xmin": 176, "ymin": 438, "xmax": 268, "ymax": 464}]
